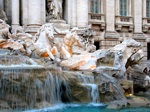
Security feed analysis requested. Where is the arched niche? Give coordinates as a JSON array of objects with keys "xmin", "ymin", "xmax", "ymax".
[{"xmin": 45, "ymin": 0, "xmax": 70, "ymax": 24}]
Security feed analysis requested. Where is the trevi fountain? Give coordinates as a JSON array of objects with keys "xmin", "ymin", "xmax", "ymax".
[{"xmin": 0, "ymin": 3, "xmax": 150, "ymax": 112}]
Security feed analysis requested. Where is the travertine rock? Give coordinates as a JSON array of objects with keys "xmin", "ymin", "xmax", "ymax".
[
  {"xmin": 60, "ymin": 53, "xmax": 97, "ymax": 70},
  {"xmin": 35, "ymin": 101, "xmax": 51, "ymax": 109},
  {"xmin": 127, "ymin": 96, "xmax": 150, "ymax": 107},
  {"xmin": 0, "ymin": 40, "xmax": 25, "ymax": 52},
  {"xmin": 61, "ymin": 38, "xmax": 143, "ymax": 72}
]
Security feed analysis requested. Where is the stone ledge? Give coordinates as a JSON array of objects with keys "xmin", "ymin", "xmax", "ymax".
[
  {"xmin": 104, "ymin": 31, "xmax": 119, "ymax": 39},
  {"xmin": 133, "ymin": 33, "xmax": 145, "ymax": 40},
  {"xmin": 25, "ymin": 25, "xmax": 41, "ymax": 34}
]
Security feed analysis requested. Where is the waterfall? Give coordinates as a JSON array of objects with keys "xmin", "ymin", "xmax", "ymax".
[
  {"xmin": 0, "ymin": 55, "xmax": 101, "ymax": 111},
  {"xmin": 82, "ymin": 84, "xmax": 99, "ymax": 103},
  {"xmin": 0, "ymin": 67, "xmax": 66, "ymax": 111},
  {"xmin": 76, "ymin": 72, "xmax": 100, "ymax": 103},
  {"xmin": 43, "ymin": 73, "xmax": 62, "ymax": 104}
]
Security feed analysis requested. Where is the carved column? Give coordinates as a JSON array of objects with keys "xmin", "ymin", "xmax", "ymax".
[
  {"xmin": 70, "ymin": 0, "xmax": 77, "ymax": 27},
  {"xmin": 22, "ymin": 0, "xmax": 28, "ymax": 27},
  {"xmin": 128, "ymin": 0, "xmax": 132, "ymax": 16},
  {"xmin": 106, "ymin": 0, "xmax": 115, "ymax": 32},
  {"xmin": 105, "ymin": 0, "xmax": 118, "ymax": 38},
  {"xmin": 116, "ymin": 0, "xmax": 120, "ymax": 15},
  {"xmin": 28, "ymin": 0, "xmax": 42, "ymax": 25},
  {"xmin": 77, "ymin": 0, "xmax": 88, "ymax": 28},
  {"xmin": 101, "ymin": 0, "xmax": 104, "ymax": 14},
  {"xmin": 143, "ymin": 0, "xmax": 146, "ymax": 18},
  {"xmin": 142, "ymin": 0, "xmax": 147, "ymax": 32},
  {"xmin": 26, "ymin": 0, "xmax": 45, "ymax": 33},
  {"xmin": 102, "ymin": 0, "xmax": 118, "ymax": 49},
  {"xmin": 11, "ymin": 0, "xmax": 20, "ymax": 26},
  {"xmin": 134, "ymin": 0, "xmax": 142, "ymax": 33},
  {"xmin": 0, "ymin": 0, "xmax": 4, "ymax": 10},
  {"xmin": 11, "ymin": 0, "xmax": 22, "ymax": 33}
]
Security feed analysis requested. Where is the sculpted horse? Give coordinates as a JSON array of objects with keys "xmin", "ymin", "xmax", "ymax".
[
  {"xmin": 29, "ymin": 23, "xmax": 60, "ymax": 61},
  {"xmin": 14, "ymin": 23, "xmax": 65, "ymax": 60},
  {"xmin": 60, "ymin": 27, "xmax": 96, "ymax": 59},
  {"xmin": 61, "ymin": 27, "xmax": 88, "ymax": 59},
  {"xmin": 17, "ymin": 23, "xmax": 69, "ymax": 61}
]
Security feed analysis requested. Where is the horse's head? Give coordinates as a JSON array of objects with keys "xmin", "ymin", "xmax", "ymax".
[{"xmin": 41, "ymin": 23, "xmax": 54, "ymax": 39}]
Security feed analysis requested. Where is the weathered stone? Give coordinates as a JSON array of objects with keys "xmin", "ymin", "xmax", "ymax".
[
  {"xmin": 0, "ymin": 41, "xmax": 25, "ymax": 52},
  {"xmin": 0, "ymin": 100, "xmax": 11, "ymax": 109},
  {"xmin": 95, "ymin": 72, "xmax": 127, "ymax": 103},
  {"xmin": 60, "ymin": 53, "xmax": 97, "ymax": 70},
  {"xmin": 35, "ymin": 101, "xmax": 51, "ymax": 109},
  {"xmin": 121, "ymin": 80, "xmax": 133, "ymax": 95},
  {"xmin": 107, "ymin": 100, "xmax": 127, "ymax": 109},
  {"xmin": 61, "ymin": 38, "xmax": 143, "ymax": 73},
  {"xmin": 62, "ymin": 71, "xmax": 95, "ymax": 103},
  {"xmin": 127, "ymin": 96, "xmax": 150, "ymax": 107}
]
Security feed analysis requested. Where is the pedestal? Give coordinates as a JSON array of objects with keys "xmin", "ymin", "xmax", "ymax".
[
  {"xmin": 48, "ymin": 20, "xmax": 70, "ymax": 30},
  {"xmin": 105, "ymin": 31, "xmax": 119, "ymax": 39},
  {"xmin": 25, "ymin": 25, "xmax": 41, "ymax": 35}
]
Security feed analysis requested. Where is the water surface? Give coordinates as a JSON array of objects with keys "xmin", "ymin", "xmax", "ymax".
[{"xmin": 25, "ymin": 103, "xmax": 150, "ymax": 112}]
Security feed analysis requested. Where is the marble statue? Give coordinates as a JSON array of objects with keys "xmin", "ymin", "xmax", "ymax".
[
  {"xmin": 61, "ymin": 38, "xmax": 144, "ymax": 71},
  {"xmin": 80, "ymin": 25, "xmax": 96, "ymax": 52},
  {"xmin": 0, "ymin": 9, "xmax": 8, "ymax": 21},
  {"xmin": 61, "ymin": 27, "xmax": 82, "ymax": 59},
  {"xmin": 60, "ymin": 27, "xmax": 96, "ymax": 59},
  {"xmin": 0, "ymin": 19, "xmax": 10, "ymax": 39},
  {"xmin": 0, "ymin": 20, "xmax": 145, "ymax": 72},
  {"xmin": 47, "ymin": 0, "xmax": 63, "ymax": 20},
  {"xmin": 34, "ymin": 23, "xmax": 60, "ymax": 60},
  {"xmin": 0, "ymin": 19, "xmax": 25, "ymax": 52},
  {"xmin": 23, "ymin": 23, "xmax": 68, "ymax": 61}
]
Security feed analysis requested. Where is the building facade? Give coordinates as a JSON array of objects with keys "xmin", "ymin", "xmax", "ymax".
[{"xmin": 0, "ymin": 0, "xmax": 150, "ymax": 60}]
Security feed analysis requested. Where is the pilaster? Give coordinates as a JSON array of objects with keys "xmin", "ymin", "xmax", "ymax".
[
  {"xmin": 133, "ymin": 0, "xmax": 144, "ymax": 40},
  {"xmin": 77, "ymin": 0, "xmax": 88, "ymax": 28},
  {"xmin": 25, "ymin": 0, "xmax": 45, "ymax": 33},
  {"xmin": 11, "ymin": 0, "xmax": 22, "ymax": 33},
  {"xmin": 105, "ymin": 0, "xmax": 119, "ymax": 38},
  {"xmin": 0, "ymin": 0, "xmax": 4, "ymax": 10},
  {"xmin": 70, "ymin": 0, "xmax": 77, "ymax": 27},
  {"xmin": 134, "ymin": 0, "xmax": 142, "ymax": 34}
]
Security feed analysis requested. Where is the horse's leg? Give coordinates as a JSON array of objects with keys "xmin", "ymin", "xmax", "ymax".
[
  {"xmin": 61, "ymin": 46, "xmax": 71, "ymax": 59},
  {"xmin": 51, "ymin": 46, "xmax": 61, "ymax": 62},
  {"xmin": 26, "ymin": 46, "xmax": 32, "ymax": 56},
  {"xmin": 46, "ymin": 47, "xmax": 55, "ymax": 60},
  {"xmin": 51, "ymin": 46, "xmax": 60, "ymax": 59}
]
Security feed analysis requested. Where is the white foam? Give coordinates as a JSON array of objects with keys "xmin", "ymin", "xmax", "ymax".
[{"xmin": 23, "ymin": 103, "xmax": 105, "ymax": 112}]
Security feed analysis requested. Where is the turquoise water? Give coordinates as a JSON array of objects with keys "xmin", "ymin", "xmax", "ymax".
[
  {"xmin": 56, "ymin": 106, "xmax": 150, "ymax": 112},
  {"xmin": 25, "ymin": 103, "xmax": 150, "ymax": 112}
]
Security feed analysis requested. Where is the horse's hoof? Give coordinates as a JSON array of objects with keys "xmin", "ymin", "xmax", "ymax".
[{"xmin": 54, "ymin": 58, "xmax": 61, "ymax": 63}]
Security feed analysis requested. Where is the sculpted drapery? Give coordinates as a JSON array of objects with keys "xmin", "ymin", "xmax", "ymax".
[{"xmin": 47, "ymin": 0, "xmax": 63, "ymax": 20}]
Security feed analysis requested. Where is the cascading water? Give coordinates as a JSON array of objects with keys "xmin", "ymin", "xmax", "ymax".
[
  {"xmin": 43, "ymin": 73, "xmax": 62, "ymax": 104},
  {"xmin": 0, "ymin": 55, "xmax": 102, "ymax": 111},
  {"xmin": 0, "ymin": 64, "xmax": 66, "ymax": 111},
  {"xmin": 76, "ymin": 73, "xmax": 100, "ymax": 103}
]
